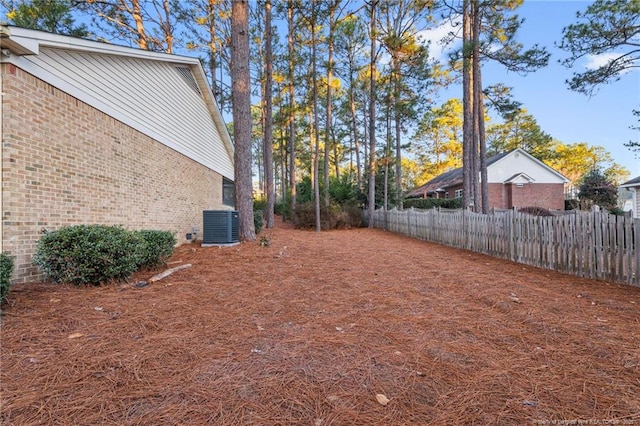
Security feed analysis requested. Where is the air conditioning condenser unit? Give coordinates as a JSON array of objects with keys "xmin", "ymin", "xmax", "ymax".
[{"xmin": 202, "ymin": 210, "xmax": 240, "ymax": 245}]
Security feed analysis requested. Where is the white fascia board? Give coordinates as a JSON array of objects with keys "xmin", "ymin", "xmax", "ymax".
[
  {"xmin": 0, "ymin": 34, "xmax": 39, "ymax": 55},
  {"xmin": 5, "ymin": 26, "xmax": 196, "ymax": 64}
]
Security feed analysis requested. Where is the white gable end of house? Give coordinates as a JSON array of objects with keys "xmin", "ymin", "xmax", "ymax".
[
  {"xmin": 487, "ymin": 149, "xmax": 567, "ymax": 184},
  {"xmin": 2, "ymin": 27, "xmax": 234, "ymax": 181}
]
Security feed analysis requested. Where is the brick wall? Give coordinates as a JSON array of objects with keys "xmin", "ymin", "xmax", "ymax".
[
  {"xmin": 1, "ymin": 64, "xmax": 227, "ymax": 283},
  {"xmin": 506, "ymin": 182, "xmax": 565, "ymax": 211},
  {"xmin": 437, "ymin": 183, "xmax": 564, "ymax": 211}
]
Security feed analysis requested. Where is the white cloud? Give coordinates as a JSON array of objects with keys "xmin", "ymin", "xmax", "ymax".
[
  {"xmin": 416, "ymin": 20, "xmax": 461, "ymax": 63},
  {"xmin": 585, "ymin": 52, "xmax": 627, "ymax": 70}
]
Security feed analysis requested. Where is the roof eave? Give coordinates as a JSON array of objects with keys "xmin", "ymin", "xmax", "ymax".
[{"xmin": 2, "ymin": 25, "xmax": 198, "ymax": 64}]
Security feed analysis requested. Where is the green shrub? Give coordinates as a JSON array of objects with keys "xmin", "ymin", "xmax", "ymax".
[
  {"xmin": 293, "ymin": 201, "xmax": 362, "ymax": 230},
  {"xmin": 253, "ymin": 197, "xmax": 267, "ymax": 212},
  {"xmin": 33, "ymin": 225, "xmax": 145, "ymax": 286},
  {"xmin": 275, "ymin": 199, "xmax": 291, "ymax": 220},
  {"xmin": 403, "ymin": 197, "xmax": 463, "ymax": 210},
  {"xmin": 608, "ymin": 206, "xmax": 625, "ymax": 216},
  {"xmin": 136, "ymin": 230, "xmax": 176, "ymax": 269},
  {"xmin": 254, "ymin": 210, "xmax": 264, "ymax": 234},
  {"xmin": 1, "ymin": 252, "xmax": 14, "ymax": 303}
]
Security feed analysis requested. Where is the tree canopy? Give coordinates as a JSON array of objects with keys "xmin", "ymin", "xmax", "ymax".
[
  {"xmin": 3, "ymin": 0, "xmax": 88, "ymax": 37},
  {"xmin": 578, "ymin": 168, "xmax": 618, "ymax": 209},
  {"xmin": 0, "ymin": 0, "xmax": 631, "ymax": 219},
  {"xmin": 558, "ymin": 0, "xmax": 640, "ymax": 96}
]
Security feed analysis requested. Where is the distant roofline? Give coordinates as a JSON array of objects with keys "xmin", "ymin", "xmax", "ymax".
[{"xmin": 406, "ymin": 148, "xmax": 569, "ymax": 197}]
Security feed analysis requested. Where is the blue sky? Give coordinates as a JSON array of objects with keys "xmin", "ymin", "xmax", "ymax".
[
  {"xmin": 504, "ymin": 1, "xmax": 639, "ymax": 177},
  {"xmin": 427, "ymin": 0, "xmax": 640, "ymax": 177}
]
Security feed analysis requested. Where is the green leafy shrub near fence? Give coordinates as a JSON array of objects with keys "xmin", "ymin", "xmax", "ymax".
[
  {"xmin": 1, "ymin": 252, "xmax": 14, "ymax": 303},
  {"xmin": 254, "ymin": 210, "xmax": 264, "ymax": 234},
  {"xmin": 403, "ymin": 198, "xmax": 463, "ymax": 210},
  {"xmin": 293, "ymin": 201, "xmax": 362, "ymax": 230},
  {"xmin": 136, "ymin": 230, "xmax": 176, "ymax": 269},
  {"xmin": 33, "ymin": 225, "xmax": 148, "ymax": 286}
]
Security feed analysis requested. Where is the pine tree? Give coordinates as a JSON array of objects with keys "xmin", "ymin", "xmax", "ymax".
[
  {"xmin": 3, "ymin": 0, "xmax": 88, "ymax": 37},
  {"xmin": 231, "ymin": 0, "xmax": 256, "ymax": 241}
]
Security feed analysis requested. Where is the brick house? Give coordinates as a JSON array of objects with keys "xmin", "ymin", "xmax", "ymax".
[
  {"xmin": 1, "ymin": 26, "xmax": 235, "ymax": 283},
  {"xmin": 406, "ymin": 149, "xmax": 568, "ymax": 211}
]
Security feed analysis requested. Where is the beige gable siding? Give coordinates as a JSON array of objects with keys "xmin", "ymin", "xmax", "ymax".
[
  {"xmin": 487, "ymin": 150, "xmax": 566, "ymax": 184},
  {"xmin": 14, "ymin": 47, "xmax": 233, "ymax": 180}
]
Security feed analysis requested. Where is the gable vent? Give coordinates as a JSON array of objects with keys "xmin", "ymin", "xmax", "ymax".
[
  {"xmin": 175, "ymin": 66, "xmax": 201, "ymax": 95},
  {"xmin": 203, "ymin": 210, "xmax": 239, "ymax": 244}
]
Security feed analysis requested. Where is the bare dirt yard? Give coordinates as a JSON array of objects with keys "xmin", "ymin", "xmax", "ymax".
[{"xmin": 1, "ymin": 218, "xmax": 639, "ymax": 425}]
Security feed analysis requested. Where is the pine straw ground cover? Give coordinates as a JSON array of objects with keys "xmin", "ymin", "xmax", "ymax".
[{"xmin": 1, "ymin": 218, "xmax": 639, "ymax": 425}]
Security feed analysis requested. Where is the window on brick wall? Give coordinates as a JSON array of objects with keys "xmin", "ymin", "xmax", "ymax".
[
  {"xmin": 455, "ymin": 189, "xmax": 463, "ymax": 198},
  {"xmin": 223, "ymin": 178, "xmax": 235, "ymax": 207}
]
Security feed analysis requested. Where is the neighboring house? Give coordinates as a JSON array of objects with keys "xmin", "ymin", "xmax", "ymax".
[
  {"xmin": 406, "ymin": 149, "xmax": 568, "ymax": 211},
  {"xmin": 1, "ymin": 26, "xmax": 235, "ymax": 283},
  {"xmin": 620, "ymin": 176, "xmax": 640, "ymax": 218}
]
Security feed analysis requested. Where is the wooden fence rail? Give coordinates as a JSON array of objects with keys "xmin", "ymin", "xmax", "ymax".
[{"xmin": 367, "ymin": 208, "xmax": 640, "ymax": 287}]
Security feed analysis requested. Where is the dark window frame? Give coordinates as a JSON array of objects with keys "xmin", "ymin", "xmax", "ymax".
[{"xmin": 223, "ymin": 177, "xmax": 235, "ymax": 207}]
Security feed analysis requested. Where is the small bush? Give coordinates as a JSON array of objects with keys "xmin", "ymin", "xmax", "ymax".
[
  {"xmin": 136, "ymin": 230, "xmax": 176, "ymax": 269},
  {"xmin": 275, "ymin": 197, "xmax": 291, "ymax": 221},
  {"xmin": 33, "ymin": 225, "xmax": 145, "ymax": 286},
  {"xmin": 254, "ymin": 210, "xmax": 264, "ymax": 234},
  {"xmin": 253, "ymin": 197, "xmax": 267, "ymax": 212},
  {"xmin": 1, "ymin": 252, "xmax": 14, "ymax": 303},
  {"xmin": 403, "ymin": 198, "xmax": 463, "ymax": 210},
  {"xmin": 293, "ymin": 202, "xmax": 362, "ymax": 230},
  {"xmin": 565, "ymin": 199, "xmax": 579, "ymax": 211},
  {"xmin": 608, "ymin": 207, "xmax": 625, "ymax": 216}
]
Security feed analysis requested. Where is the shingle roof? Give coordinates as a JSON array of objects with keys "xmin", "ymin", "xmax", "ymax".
[
  {"xmin": 620, "ymin": 176, "xmax": 640, "ymax": 188},
  {"xmin": 406, "ymin": 151, "xmax": 509, "ymax": 198}
]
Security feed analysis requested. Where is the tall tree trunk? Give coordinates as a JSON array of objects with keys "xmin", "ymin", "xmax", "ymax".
[
  {"xmin": 231, "ymin": 0, "xmax": 256, "ymax": 241},
  {"xmin": 312, "ymin": 14, "xmax": 321, "ymax": 232},
  {"xmin": 332, "ymin": 125, "xmax": 340, "ymax": 178},
  {"xmin": 393, "ymin": 58, "xmax": 403, "ymax": 209},
  {"xmin": 207, "ymin": 1, "xmax": 218, "ymax": 112},
  {"xmin": 131, "ymin": 0, "xmax": 148, "ymax": 50},
  {"xmin": 349, "ymin": 79, "xmax": 362, "ymax": 190},
  {"xmin": 362, "ymin": 90, "xmax": 368, "ymax": 191},
  {"xmin": 384, "ymin": 89, "xmax": 391, "ymax": 221},
  {"xmin": 162, "ymin": 0, "xmax": 173, "ymax": 53},
  {"xmin": 471, "ymin": 0, "xmax": 482, "ymax": 213},
  {"xmin": 287, "ymin": 0, "xmax": 297, "ymax": 221},
  {"xmin": 323, "ymin": 4, "xmax": 335, "ymax": 204},
  {"xmin": 263, "ymin": 0, "xmax": 275, "ymax": 228},
  {"xmin": 279, "ymin": 126, "xmax": 287, "ymax": 208},
  {"xmin": 471, "ymin": 0, "xmax": 488, "ymax": 214},
  {"xmin": 367, "ymin": 0, "xmax": 377, "ymax": 228},
  {"xmin": 462, "ymin": 0, "xmax": 475, "ymax": 211}
]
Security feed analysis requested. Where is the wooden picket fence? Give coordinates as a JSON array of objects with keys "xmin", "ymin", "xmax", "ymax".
[{"xmin": 367, "ymin": 207, "xmax": 640, "ymax": 287}]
